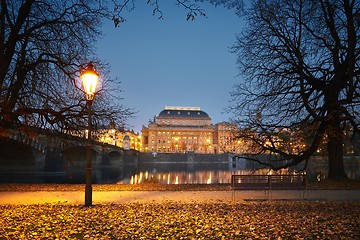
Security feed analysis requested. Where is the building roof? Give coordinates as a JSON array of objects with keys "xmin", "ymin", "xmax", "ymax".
[{"xmin": 157, "ymin": 106, "xmax": 210, "ymax": 119}]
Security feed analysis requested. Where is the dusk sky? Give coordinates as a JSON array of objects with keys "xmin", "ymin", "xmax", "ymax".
[{"xmin": 96, "ymin": 2, "xmax": 245, "ymax": 133}]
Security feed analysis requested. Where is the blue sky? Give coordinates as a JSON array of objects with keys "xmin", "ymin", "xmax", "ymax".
[{"xmin": 96, "ymin": 2, "xmax": 245, "ymax": 133}]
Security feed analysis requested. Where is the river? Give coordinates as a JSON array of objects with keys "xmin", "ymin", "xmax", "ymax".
[{"xmin": 0, "ymin": 156, "xmax": 358, "ymax": 184}]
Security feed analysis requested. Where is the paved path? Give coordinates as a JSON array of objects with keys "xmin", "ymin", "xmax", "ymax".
[{"xmin": 0, "ymin": 190, "xmax": 359, "ymax": 205}]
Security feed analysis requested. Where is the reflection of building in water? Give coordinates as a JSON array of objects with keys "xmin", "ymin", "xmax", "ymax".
[
  {"xmin": 141, "ymin": 106, "xmax": 250, "ymax": 154},
  {"xmin": 128, "ymin": 169, "xmax": 291, "ymax": 184}
]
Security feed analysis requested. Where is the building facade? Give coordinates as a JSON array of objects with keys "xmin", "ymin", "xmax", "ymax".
[
  {"xmin": 141, "ymin": 106, "xmax": 244, "ymax": 154},
  {"xmin": 97, "ymin": 128, "xmax": 142, "ymax": 152},
  {"xmin": 67, "ymin": 122, "xmax": 142, "ymax": 151}
]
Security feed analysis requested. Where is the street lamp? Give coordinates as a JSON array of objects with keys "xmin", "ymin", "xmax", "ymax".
[{"xmin": 80, "ymin": 63, "xmax": 99, "ymax": 207}]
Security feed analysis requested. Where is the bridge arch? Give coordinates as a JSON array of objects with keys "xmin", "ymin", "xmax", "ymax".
[
  {"xmin": 0, "ymin": 137, "xmax": 45, "ymax": 171},
  {"xmin": 62, "ymin": 146, "xmax": 100, "ymax": 167},
  {"xmin": 103, "ymin": 150, "xmax": 123, "ymax": 165}
]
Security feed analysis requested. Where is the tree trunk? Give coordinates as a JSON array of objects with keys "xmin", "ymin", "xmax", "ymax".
[
  {"xmin": 327, "ymin": 137, "xmax": 348, "ymax": 180},
  {"xmin": 326, "ymin": 118, "xmax": 348, "ymax": 180}
]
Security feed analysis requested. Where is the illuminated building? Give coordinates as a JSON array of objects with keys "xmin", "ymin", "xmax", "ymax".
[
  {"xmin": 64, "ymin": 106, "xmax": 252, "ymax": 154},
  {"xmin": 141, "ymin": 106, "xmax": 245, "ymax": 154},
  {"xmin": 97, "ymin": 127, "xmax": 142, "ymax": 151},
  {"xmin": 65, "ymin": 121, "xmax": 142, "ymax": 151},
  {"xmin": 141, "ymin": 106, "xmax": 214, "ymax": 153}
]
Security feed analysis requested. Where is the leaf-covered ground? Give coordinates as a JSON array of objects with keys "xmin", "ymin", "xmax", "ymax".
[{"xmin": 0, "ymin": 201, "xmax": 359, "ymax": 239}]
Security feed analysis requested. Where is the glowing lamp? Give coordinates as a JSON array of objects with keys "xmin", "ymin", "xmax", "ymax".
[
  {"xmin": 80, "ymin": 62, "xmax": 100, "ymax": 207},
  {"xmin": 81, "ymin": 63, "xmax": 99, "ymax": 101}
]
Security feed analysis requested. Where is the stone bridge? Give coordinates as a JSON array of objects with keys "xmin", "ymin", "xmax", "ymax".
[{"xmin": 0, "ymin": 129, "xmax": 132, "ymax": 174}]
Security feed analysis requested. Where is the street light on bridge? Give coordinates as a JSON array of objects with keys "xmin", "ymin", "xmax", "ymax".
[{"xmin": 80, "ymin": 63, "xmax": 99, "ymax": 207}]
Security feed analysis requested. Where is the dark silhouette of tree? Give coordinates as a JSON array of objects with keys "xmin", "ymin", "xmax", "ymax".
[
  {"xmin": 0, "ymin": 0, "xmax": 244, "ymax": 136},
  {"xmin": 0, "ymin": 0, "xmax": 136, "ymax": 135},
  {"xmin": 229, "ymin": 0, "xmax": 359, "ymax": 180},
  {"xmin": 109, "ymin": 0, "xmax": 244, "ymax": 25}
]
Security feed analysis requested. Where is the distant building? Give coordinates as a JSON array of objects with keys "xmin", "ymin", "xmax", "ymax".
[
  {"xmin": 214, "ymin": 122, "xmax": 245, "ymax": 153},
  {"xmin": 123, "ymin": 134, "xmax": 130, "ymax": 150},
  {"xmin": 141, "ymin": 106, "xmax": 246, "ymax": 154},
  {"xmin": 97, "ymin": 126, "xmax": 142, "ymax": 151},
  {"xmin": 66, "ymin": 122, "xmax": 142, "ymax": 151},
  {"xmin": 64, "ymin": 106, "xmax": 253, "ymax": 154}
]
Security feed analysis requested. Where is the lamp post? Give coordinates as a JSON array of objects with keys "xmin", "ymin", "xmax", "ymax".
[{"xmin": 80, "ymin": 63, "xmax": 99, "ymax": 207}]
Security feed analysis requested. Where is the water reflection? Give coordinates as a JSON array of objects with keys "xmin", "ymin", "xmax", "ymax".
[
  {"xmin": 119, "ymin": 163, "xmax": 293, "ymax": 185},
  {"xmin": 119, "ymin": 157, "xmax": 359, "ymax": 184},
  {"xmin": 304, "ymin": 157, "xmax": 360, "ymax": 181},
  {"xmin": 1, "ymin": 156, "xmax": 358, "ymax": 184}
]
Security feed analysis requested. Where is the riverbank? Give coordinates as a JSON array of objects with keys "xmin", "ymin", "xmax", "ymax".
[
  {"xmin": 1, "ymin": 189, "xmax": 360, "ymax": 205},
  {"xmin": 0, "ymin": 182, "xmax": 359, "ymax": 239},
  {"xmin": 0, "ymin": 181, "xmax": 359, "ymax": 205},
  {"xmin": 0, "ymin": 180, "xmax": 360, "ymax": 192}
]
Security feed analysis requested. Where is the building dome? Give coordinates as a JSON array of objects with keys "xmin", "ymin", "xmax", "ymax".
[{"xmin": 158, "ymin": 106, "xmax": 210, "ymax": 119}]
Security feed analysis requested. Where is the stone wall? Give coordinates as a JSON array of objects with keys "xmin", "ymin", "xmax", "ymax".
[{"xmin": 137, "ymin": 152, "xmax": 232, "ymax": 163}]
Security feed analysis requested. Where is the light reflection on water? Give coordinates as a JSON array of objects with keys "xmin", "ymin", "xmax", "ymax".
[
  {"xmin": 1, "ymin": 157, "xmax": 359, "ymax": 184},
  {"xmin": 120, "ymin": 166, "xmax": 294, "ymax": 185},
  {"xmin": 119, "ymin": 157, "xmax": 359, "ymax": 184}
]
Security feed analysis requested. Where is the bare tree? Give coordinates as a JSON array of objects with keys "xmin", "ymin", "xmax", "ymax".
[
  {"xmin": 229, "ymin": 0, "xmax": 359, "ymax": 180},
  {"xmin": 0, "ymin": 0, "xmax": 138, "ymax": 137},
  {"xmin": 0, "ymin": 0, "xmax": 244, "ymax": 137},
  {"xmin": 109, "ymin": 0, "xmax": 244, "ymax": 25}
]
